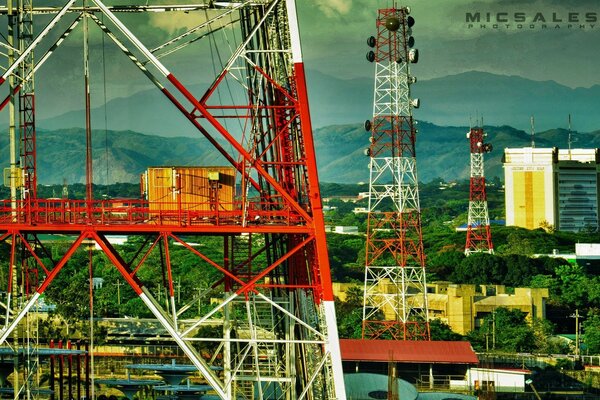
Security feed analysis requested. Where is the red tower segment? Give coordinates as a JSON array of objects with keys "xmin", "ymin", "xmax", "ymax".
[
  {"xmin": 0, "ymin": 2, "xmax": 346, "ymax": 399},
  {"xmin": 465, "ymin": 127, "xmax": 494, "ymax": 255}
]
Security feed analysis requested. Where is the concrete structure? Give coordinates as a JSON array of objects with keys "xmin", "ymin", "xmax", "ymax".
[
  {"xmin": 333, "ymin": 282, "xmax": 549, "ymax": 335},
  {"xmin": 537, "ymin": 242, "xmax": 600, "ymax": 271},
  {"xmin": 333, "ymin": 226, "xmax": 359, "ymax": 235},
  {"xmin": 427, "ymin": 283, "xmax": 548, "ymax": 335},
  {"xmin": 503, "ymin": 147, "xmax": 600, "ymax": 232},
  {"xmin": 467, "ymin": 367, "xmax": 529, "ymax": 394}
]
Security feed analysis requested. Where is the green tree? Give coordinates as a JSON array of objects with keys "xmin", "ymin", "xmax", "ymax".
[
  {"xmin": 428, "ymin": 251, "xmax": 465, "ymax": 281},
  {"xmin": 554, "ymin": 264, "xmax": 590, "ymax": 309},
  {"xmin": 467, "ymin": 308, "xmax": 537, "ymax": 353},
  {"xmin": 335, "ymin": 286, "xmax": 364, "ymax": 339},
  {"xmin": 451, "ymin": 253, "xmax": 506, "ymax": 284},
  {"xmin": 583, "ymin": 313, "xmax": 600, "ymax": 354},
  {"xmin": 504, "ymin": 254, "xmax": 538, "ymax": 287},
  {"xmin": 429, "ymin": 319, "xmax": 463, "ymax": 341}
]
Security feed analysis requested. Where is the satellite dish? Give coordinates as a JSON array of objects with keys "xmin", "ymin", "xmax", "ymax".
[
  {"xmin": 409, "ymin": 76, "xmax": 417, "ymax": 84},
  {"xmin": 385, "ymin": 17, "xmax": 401, "ymax": 31},
  {"xmin": 365, "ymin": 120, "xmax": 372, "ymax": 131},
  {"xmin": 407, "ymin": 36, "xmax": 415, "ymax": 48},
  {"xmin": 366, "ymin": 50, "xmax": 375, "ymax": 62},
  {"xmin": 409, "ymin": 48, "xmax": 419, "ymax": 63},
  {"xmin": 363, "ymin": 148, "xmax": 371, "ymax": 157},
  {"xmin": 411, "ymin": 98, "xmax": 420, "ymax": 108},
  {"xmin": 407, "ymin": 16, "xmax": 415, "ymax": 27},
  {"xmin": 367, "ymin": 36, "xmax": 376, "ymax": 48}
]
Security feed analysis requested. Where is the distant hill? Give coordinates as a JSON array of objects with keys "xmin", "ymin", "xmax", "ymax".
[
  {"xmin": 313, "ymin": 122, "xmax": 600, "ymax": 184},
  {"xmin": 1, "ymin": 123, "xmax": 596, "ymax": 185},
  {"xmin": 38, "ymin": 70, "xmax": 600, "ymax": 135},
  {"xmin": 0, "ymin": 128, "xmax": 228, "ymax": 185},
  {"xmin": 305, "ymin": 70, "xmax": 600, "ymax": 132},
  {"xmin": 412, "ymin": 71, "xmax": 600, "ymax": 132}
]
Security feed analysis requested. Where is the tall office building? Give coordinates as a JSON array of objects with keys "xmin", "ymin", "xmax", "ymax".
[
  {"xmin": 504, "ymin": 147, "xmax": 600, "ymax": 232},
  {"xmin": 504, "ymin": 148, "xmax": 558, "ymax": 229},
  {"xmin": 557, "ymin": 149, "xmax": 600, "ymax": 232}
]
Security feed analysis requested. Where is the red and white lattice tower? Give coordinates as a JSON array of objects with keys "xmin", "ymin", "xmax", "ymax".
[
  {"xmin": 361, "ymin": 5, "xmax": 430, "ymax": 341},
  {"xmin": 465, "ymin": 127, "xmax": 494, "ymax": 255},
  {"xmin": 0, "ymin": 1, "xmax": 346, "ymax": 399}
]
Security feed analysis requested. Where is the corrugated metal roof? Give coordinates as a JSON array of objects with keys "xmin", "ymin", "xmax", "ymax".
[{"xmin": 340, "ymin": 339, "xmax": 479, "ymax": 364}]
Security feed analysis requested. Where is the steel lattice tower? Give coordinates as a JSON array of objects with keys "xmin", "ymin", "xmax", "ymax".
[
  {"xmin": 361, "ymin": 5, "xmax": 430, "ymax": 341},
  {"xmin": 465, "ymin": 127, "xmax": 494, "ymax": 255},
  {"xmin": 0, "ymin": 1, "xmax": 346, "ymax": 399}
]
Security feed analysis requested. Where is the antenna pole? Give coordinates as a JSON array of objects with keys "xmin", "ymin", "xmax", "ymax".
[
  {"xmin": 530, "ymin": 116, "xmax": 535, "ymax": 148},
  {"xmin": 568, "ymin": 114, "xmax": 572, "ymax": 160},
  {"xmin": 83, "ymin": 4, "xmax": 93, "ymax": 215}
]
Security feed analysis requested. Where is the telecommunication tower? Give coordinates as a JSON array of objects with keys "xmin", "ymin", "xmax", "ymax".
[
  {"xmin": 0, "ymin": 2, "xmax": 346, "ymax": 399},
  {"xmin": 465, "ymin": 127, "xmax": 494, "ymax": 255},
  {"xmin": 362, "ymin": 4, "xmax": 430, "ymax": 340}
]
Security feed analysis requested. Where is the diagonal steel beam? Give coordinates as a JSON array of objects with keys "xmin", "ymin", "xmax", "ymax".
[
  {"xmin": 87, "ymin": 12, "xmax": 262, "ymax": 194},
  {"xmin": 0, "ymin": 232, "xmax": 89, "ymax": 343},
  {"xmin": 0, "ymin": 0, "xmax": 77, "ymax": 85},
  {"xmin": 91, "ymin": 232, "xmax": 226, "ymax": 399},
  {"xmin": 91, "ymin": 0, "xmax": 312, "ymax": 223},
  {"xmin": 0, "ymin": 12, "xmax": 83, "ymax": 112}
]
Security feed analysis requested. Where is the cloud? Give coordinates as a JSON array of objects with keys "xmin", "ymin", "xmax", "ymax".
[
  {"xmin": 148, "ymin": 11, "xmax": 206, "ymax": 34},
  {"xmin": 312, "ymin": 0, "xmax": 353, "ymax": 18}
]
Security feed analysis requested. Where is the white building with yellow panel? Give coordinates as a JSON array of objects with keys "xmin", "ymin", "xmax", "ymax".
[
  {"xmin": 504, "ymin": 147, "xmax": 600, "ymax": 231},
  {"xmin": 503, "ymin": 147, "xmax": 557, "ymax": 229}
]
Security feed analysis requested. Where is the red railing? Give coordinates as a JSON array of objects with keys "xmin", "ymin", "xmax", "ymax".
[{"xmin": 0, "ymin": 198, "xmax": 303, "ymax": 228}]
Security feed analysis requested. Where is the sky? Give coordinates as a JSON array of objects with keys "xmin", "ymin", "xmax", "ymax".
[
  {"xmin": 2, "ymin": 0, "xmax": 600, "ymax": 120},
  {"xmin": 297, "ymin": 0, "xmax": 600, "ymax": 88}
]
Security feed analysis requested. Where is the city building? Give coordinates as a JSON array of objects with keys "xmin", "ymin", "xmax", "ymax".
[
  {"xmin": 503, "ymin": 147, "xmax": 557, "ymax": 229},
  {"xmin": 503, "ymin": 147, "xmax": 600, "ymax": 232},
  {"xmin": 557, "ymin": 149, "xmax": 600, "ymax": 232},
  {"xmin": 340, "ymin": 339, "xmax": 478, "ymax": 394},
  {"xmin": 467, "ymin": 367, "xmax": 530, "ymax": 394},
  {"xmin": 538, "ymin": 242, "xmax": 600, "ymax": 271},
  {"xmin": 333, "ymin": 282, "xmax": 549, "ymax": 336}
]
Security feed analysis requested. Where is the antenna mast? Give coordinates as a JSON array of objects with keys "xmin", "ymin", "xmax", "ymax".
[
  {"xmin": 362, "ymin": 4, "xmax": 430, "ymax": 340},
  {"xmin": 568, "ymin": 114, "xmax": 572, "ymax": 160},
  {"xmin": 530, "ymin": 115, "xmax": 535, "ymax": 148},
  {"xmin": 465, "ymin": 126, "xmax": 494, "ymax": 255}
]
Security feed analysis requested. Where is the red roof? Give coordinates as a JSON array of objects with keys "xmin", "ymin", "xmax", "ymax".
[{"xmin": 340, "ymin": 339, "xmax": 478, "ymax": 364}]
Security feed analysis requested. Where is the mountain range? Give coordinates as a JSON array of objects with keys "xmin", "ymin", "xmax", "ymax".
[
  {"xmin": 9, "ymin": 70, "xmax": 598, "ymax": 185},
  {"xmin": 2, "ymin": 122, "xmax": 597, "ymax": 185},
  {"xmin": 38, "ymin": 71, "xmax": 600, "ymax": 135}
]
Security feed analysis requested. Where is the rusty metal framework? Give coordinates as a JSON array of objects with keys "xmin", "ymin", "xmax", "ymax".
[
  {"xmin": 0, "ymin": 1, "xmax": 346, "ymax": 399},
  {"xmin": 361, "ymin": 6, "xmax": 430, "ymax": 341},
  {"xmin": 465, "ymin": 127, "xmax": 494, "ymax": 255}
]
